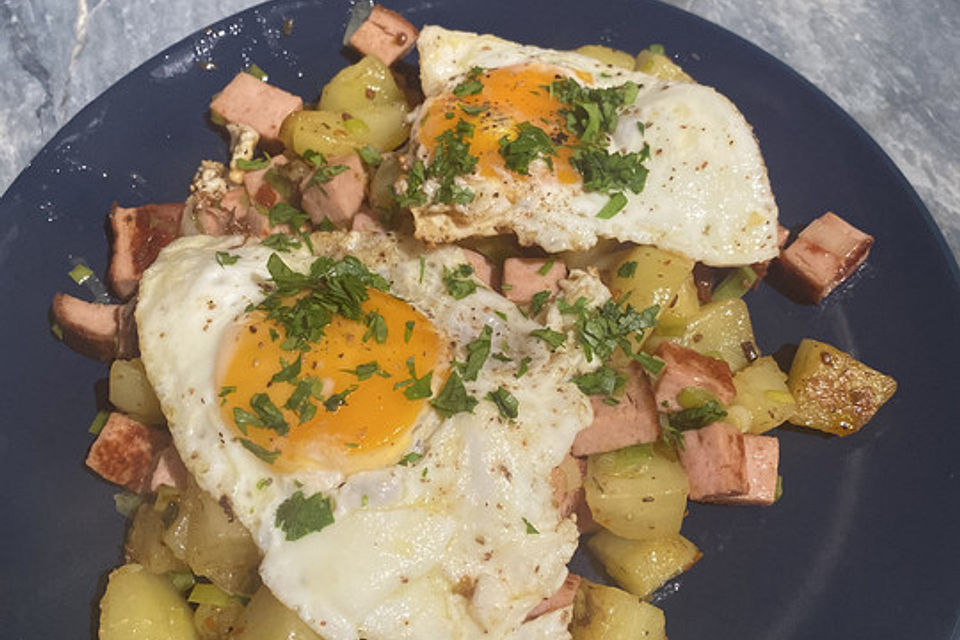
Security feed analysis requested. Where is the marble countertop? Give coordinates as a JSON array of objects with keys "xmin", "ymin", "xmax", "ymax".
[{"xmin": 2, "ymin": 0, "xmax": 958, "ymax": 261}]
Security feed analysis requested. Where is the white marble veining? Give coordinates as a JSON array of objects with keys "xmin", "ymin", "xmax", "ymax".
[{"xmin": 2, "ymin": 0, "xmax": 959, "ymax": 260}]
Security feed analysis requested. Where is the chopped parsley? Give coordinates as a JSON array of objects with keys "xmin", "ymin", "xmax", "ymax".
[
  {"xmin": 570, "ymin": 143, "xmax": 649, "ymax": 196},
  {"xmin": 240, "ymin": 438, "xmax": 281, "ymax": 464},
  {"xmin": 246, "ymin": 63, "xmax": 268, "ymax": 81},
  {"xmin": 515, "ymin": 356, "xmax": 532, "ymax": 378},
  {"xmin": 460, "ymin": 325, "xmax": 492, "ymax": 381},
  {"xmin": 635, "ymin": 351, "xmax": 665, "ymax": 375},
  {"xmin": 394, "ymin": 160, "xmax": 428, "ymax": 208},
  {"xmin": 267, "ymin": 202, "xmax": 309, "ymax": 231},
  {"xmin": 398, "ymin": 452, "xmax": 424, "ymax": 466},
  {"xmin": 249, "ymin": 393, "xmax": 289, "ymax": 435},
  {"xmin": 498, "ymin": 122, "xmax": 556, "ymax": 174},
  {"xmin": 530, "ymin": 328, "xmax": 567, "ymax": 351},
  {"xmin": 404, "ymin": 320, "xmax": 415, "ymax": 343},
  {"xmin": 486, "ymin": 387, "xmax": 519, "ymax": 419},
  {"xmin": 356, "ymin": 145, "xmax": 382, "ymax": 166},
  {"xmin": 275, "ymin": 490, "xmax": 335, "ymax": 541},
  {"xmin": 315, "ymin": 216, "xmax": 337, "ymax": 231},
  {"xmin": 269, "ymin": 355, "xmax": 302, "ymax": 385},
  {"xmin": 302, "ymin": 150, "xmax": 350, "ymax": 189},
  {"xmin": 667, "ymin": 399, "xmax": 728, "ymax": 431},
  {"xmin": 443, "ymin": 263, "xmax": 478, "ymax": 299},
  {"xmin": 452, "ymin": 66, "xmax": 485, "ymax": 97},
  {"xmin": 596, "ymin": 192, "xmax": 628, "ymax": 219},
  {"xmin": 617, "ymin": 261, "xmax": 639, "ymax": 279},
  {"xmin": 260, "ymin": 233, "xmax": 301, "ymax": 252},
  {"xmin": 559, "ymin": 297, "xmax": 659, "ymax": 363},
  {"xmin": 530, "ymin": 290, "xmax": 551, "ymax": 315},
  {"xmin": 460, "ymin": 103, "xmax": 488, "ymax": 116},
  {"xmin": 430, "ymin": 119, "xmax": 478, "ymax": 205},
  {"xmin": 522, "ymin": 517, "xmax": 540, "ymax": 534},
  {"xmin": 363, "ymin": 311, "xmax": 388, "ymax": 344},
  {"xmin": 235, "ymin": 155, "xmax": 271, "ymax": 170},
  {"xmin": 429, "ymin": 371, "xmax": 477, "ymax": 417},
  {"xmin": 394, "ymin": 356, "xmax": 433, "ymax": 400},
  {"xmin": 572, "ymin": 365, "xmax": 625, "ymax": 397},
  {"xmin": 342, "ymin": 361, "xmax": 390, "ymax": 381},
  {"xmin": 324, "ymin": 385, "xmax": 359, "ymax": 412},
  {"xmin": 547, "ymin": 78, "xmax": 639, "ymax": 143}
]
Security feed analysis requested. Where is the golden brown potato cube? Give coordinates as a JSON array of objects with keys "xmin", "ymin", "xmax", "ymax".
[
  {"xmin": 634, "ymin": 49, "xmax": 693, "ymax": 82},
  {"xmin": 162, "ymin": 479, "xmax": 261, "ymax": 596},
  {"xmin": 587, "ymin": 530, "xmax": 701, "ymax": 598},
  {"xmin": 575, "ymin": 45, "xmax": 636, "ymax": 70},
  {"xmin": 571, "ymin": 579, "xmax": 666, "ymax": 640},
  {"xmin": 729, "ymin": 356, "xmax": 797, "ymax": 433},
  {"xmin": 584, "ymin": 444, "xmax": 688, "ymax": 541},
  {"xmin": 99, "ymin": 564, "xmax": 198, "ymax": 640},
  {"xmin": 647, "ymin": 297, "xmax": 757, "ymax": 372},
  {"xmin": 787, "ymin": 338, "xmax": 897, "ymax": 436},
  {"xmin": 125, "ymin": 503, "xmax": 189, "ymax": 575},
  {"xmin": 231, "ymin": 586, "xmax": 322, "ymax": 640}
]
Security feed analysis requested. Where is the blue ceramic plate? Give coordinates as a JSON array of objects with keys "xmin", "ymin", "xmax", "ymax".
[{"xmin": 2, "ymin": 1, "xmax": 959, "ymax": 638}]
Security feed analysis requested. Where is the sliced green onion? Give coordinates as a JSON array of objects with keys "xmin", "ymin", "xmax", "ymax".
[
  {"xmin": 113, "ymin": 492, "xmax": 142, "ymax": 518},
  {"xmin": 188, "ymin": 583, "xmax": 233, "ymax": 607},
  {"xmin": 596, "ymin": 193, "xmax": 628, "ymax": 219},
  {"xmin": 88, "ymin": 410, "xmax": 110, "ymax": 435},
  {"xmin": 648, "ymin": 43, "xmax": 666, "ymax": 55},
  {"xmin": 712, "ymin": 266, "xmax": 759, "ymax": 301},
  {"xmin": 50, "ymin": 322, "xmax": 63, "ymax": 340},
  {"xmin": 343, "ymin": 117, "xmax": 369, "ymax": 136},
  {"xmin": 68, "ymin": 263, "xmax": 94, "ymax": 285},
  {"xmin": 246, "ymin": 63, "xmax": 268, "ymax": 81},
  {"xmin": 677, "ymin": 386, "xmax": 718, "ymax": 409}
]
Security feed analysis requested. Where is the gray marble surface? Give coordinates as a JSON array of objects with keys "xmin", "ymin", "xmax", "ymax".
[{"xmin": 2, "ymin": 0, "xmax": 958, "ymax": 261}]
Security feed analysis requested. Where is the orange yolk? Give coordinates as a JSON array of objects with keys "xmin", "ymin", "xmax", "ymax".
[
  {"xmin": 417, "ymin": 64, "xmax": 593, "ymax": 184},
  {"xmin": 218, "ymin": 289, "xmax": 445, "ymax": 474}
]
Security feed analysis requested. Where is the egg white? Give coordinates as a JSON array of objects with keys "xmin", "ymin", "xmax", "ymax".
[
  {"xmin": 408, "ymin": 26, "xmax": 780, "ymax": 266},
  {"xmin": 136, "ymin": 232, "xmax": 603, "ymax": 639}
]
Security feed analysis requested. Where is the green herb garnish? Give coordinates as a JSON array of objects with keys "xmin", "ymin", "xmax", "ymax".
[
  {"xmin": 498, "ymin": 122, "xmax": 556, "ymax": 175},
  {"xmin": 275, "ymin": 490, "xmax": 335, "ymax": 541},
  {"xmin": 486, "ymin": 387, "xmax": 519, "ymax": 419},
  {"xmin": 429, "ymin": 371, "xmax": 477, "ymax": 417}
]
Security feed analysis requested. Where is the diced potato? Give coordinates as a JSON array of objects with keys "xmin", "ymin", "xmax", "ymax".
[
  {"xmin": 319, "ymin": 55, "xmax": 411, "ymax": 151},
  {"xmin": 99, "ymin": 563, "xmax": 198, "ymax": 640},
  {"xmin": 109, "ymin": 358, "xmax": 164, "ymax": 426},
  {"xmin": 279, "ymin": 110, "xmax": 364, "ymax": 157},
  {"xmin": 571, "ymin": 579, "xmax": 666, "ymax": 640},
  {"xmin": 727, "ymin": 356, "xmax": 797, "ymax": 433},
  {"xmin": 163, "ymin": 479, "xmax": 261, "ymax": 596},
  {"xmin": 584, "ymin": 444, "xmax": 688, "ymax": 540},
  {"xmin": 647, "ymin": 297, "xmax": 756, "ymax": 372},
  {"xmin": 194, "ymin": 601, "xmax": 244, "ymax": 640},
  {"xmin": 125, "ymin": 504, "xmax": 189, "ymax": 575},
  {"xmin": 634, "ymin": 49, "xmax": 693, "ymax": 82},
  {"xmin": 231, "ymin": 586, "xmax": 322, "ymax": 640},
  {"xmin": 606, "ymin": 246, "xmax": 695, "ymax": 344},
  {"xmin": 787, "ymin": 338, "xmax": 897, "ymax": 436},
  {"xmin": 575, "ymin": 45, "xmax": 636, "ymax": 70},
  {"xmin": 587, "ymin": 531, "xmax": 701, "ymax": 599},
  {"xmin": 656, "ymin": 274, "xmax": 699, "ymax": 335}
]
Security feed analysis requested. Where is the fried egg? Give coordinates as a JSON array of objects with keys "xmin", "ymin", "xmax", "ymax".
[
  {"xmin": 136, "ymin": 232, "xmax": 602, "ymax": 639},
  {"xmin": 405, "ymin": 26, "xmax": 780, "ymax": 266}
]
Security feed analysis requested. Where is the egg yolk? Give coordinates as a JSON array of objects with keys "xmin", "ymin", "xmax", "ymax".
[
  {"xmin": 417, "ymin": 64, "xmax": 592, "ymax": 183},
  {"xmin": 218, "ymin": 289, "xmax": 445, "ymax": 474}
]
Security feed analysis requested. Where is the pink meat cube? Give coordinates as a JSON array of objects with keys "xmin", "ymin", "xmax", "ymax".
[
  {"xmin": 348, "ymin": 5, "xmax": 419, "ymax": 66},
  {"xmin": 209, "ymin": 72, "xmax": 303, "ymax": 147},
  {"xmin": 351, "ymin": 208, "xmax": 386, "ymax": 232},
  {"xmin": 779, "ymin": 211, "xmax": 874, "ymax": 302},
  {"xmin": 86, "ymin": 413, "xmax": 170, "ymax": 493},
  {"xmin": 299, "ymin": 153, "xmax": 366, "ymax": 228},
  {"xmin": 720, "ymin": 434, "xmax": 780, "ymax": 506},
  {"xmin": 572, "ymin": 363, "xmax": 660, "ymax": 456},
  {"xmin": 461, "ymin": 249, "xmax": 494, "ymax": 288},
  {"xmin": 678, "ymin": 422, "xmax": 748, "ymax": 502},
  {"xmin": 149, "ymin": 445, "xmax": 189, "ymax": 493},
  {"xmin": 526, "ymin": 573, "xmax": 582, "ymax": 621},
  {"xmin": 653, "ymin": 342, "xmax": 736, "ymax": 412},
  {"xmin": 108, "ymin": 202, "xmax": 183, "ymax": 300},
  {"xmin": 51, "ymin": 293, "xmax": 138, "ymax": 362},
  {"xmin": 501, "ymin": 257, "xmax": 567, "ymax": 305},
  {"xmin": 242, "ymin": 155, "xmax": 290, "ymax": 209}
]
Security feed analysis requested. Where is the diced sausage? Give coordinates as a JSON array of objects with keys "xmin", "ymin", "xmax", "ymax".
[
  {"xmin": 51, "ymin": 293, "xmax": 138, "ymax": 361},
  {"xmin": 209, "ymin": 72, "xmax": 303, "ymax": 148},
  {"xmin": 501, "ymin": 257, "xmax": 567, "ymax": 305},
  {"xmin": 300, "ymin": 153, "xmax": 366, "ymax": 228},
  {"xmin": 149, "ymin": 445, "xmax": 189, "ymax": 493},
  {"xmin": 351, "ymin": 208, "xmax": 387, "ymax": 232},
  {"xmin": 86, "ymin": 413, "xmax": 170, "ymax": 493},
  {"xmin": 778, "ymin": 212, "xmax": 874, "ymax": 302},
  {"xmin": 242, "ymin": 155, "xmax": 290, "ymax": 209},
  {"xmin": 678, "ymin": 422, "xmax": 748, "ymax": 502},
  {"xmin": 653, "ymin": 342, "xmax": 736, "ymax": 412},
  {"xmin": 719, "ymin": 434, "xmax": 779, "ymax": 506},
  {"xmin": 347, "ymin": 5, "xmax": 419, "ymax": 67},
  {"xmin": 461, "ymin": 249, "xmax": 494, "ymax": 288},
  {"xmin": 108, "ymin": 203, "xmax": 183, "ymax": 300},
  {"xmin": 572, "ymin": 363, "xmax": 660, "ymax": 456},
  {"xmin": 526, "ymin": 573, "xmax": 582, "ymax": 621}
]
